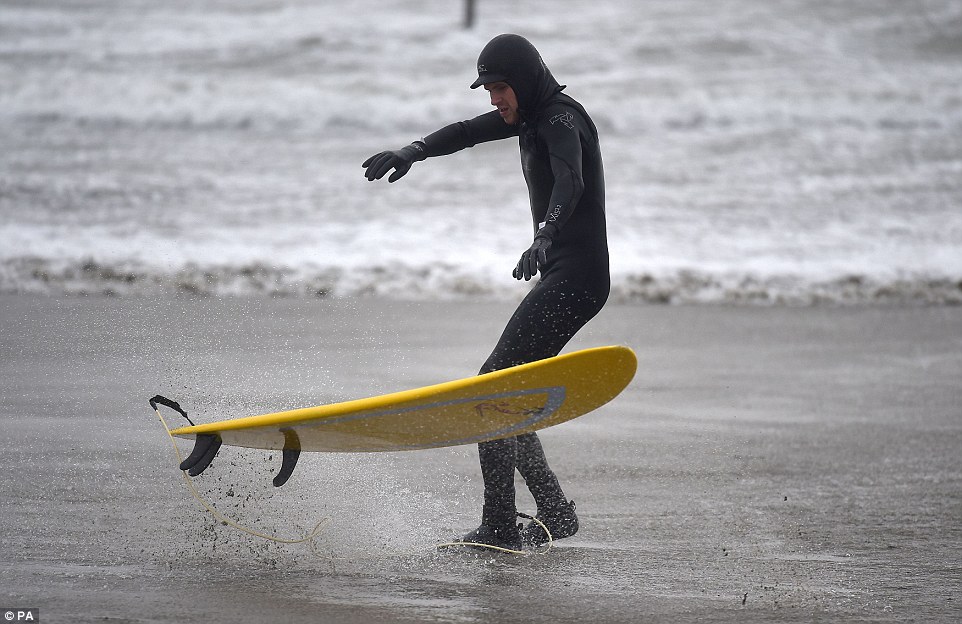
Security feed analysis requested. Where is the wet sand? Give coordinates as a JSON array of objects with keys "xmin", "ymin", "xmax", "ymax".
[{"xmin": 1, "ymin": 295, "xmax": 960, "ymax": 623}]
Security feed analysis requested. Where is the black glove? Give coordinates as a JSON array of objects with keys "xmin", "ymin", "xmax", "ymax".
[
  {"xmin": 362, "ymin": 143, "xmax": 426, "ymax": 183},
  {"xmin": 514, "ymin": 233, "xmax": 553, "ymax": 281}
]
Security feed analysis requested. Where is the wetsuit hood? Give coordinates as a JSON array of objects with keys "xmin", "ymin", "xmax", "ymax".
[{"xmin": 470, "ymin": 34, "xmax": 564, "ymax": 120}]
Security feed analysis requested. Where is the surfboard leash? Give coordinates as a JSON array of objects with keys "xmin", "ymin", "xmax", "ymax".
[
  {"xmin": 150, "ymin": 398, "xmax": 553, "ymax": 557},
  {"xmin": 435, "ymin": 513, "xmax": 554, "ymax": 556},
  {"xmin": 150, "ymin": 399, "xmax": 333, "ymax": 546}
]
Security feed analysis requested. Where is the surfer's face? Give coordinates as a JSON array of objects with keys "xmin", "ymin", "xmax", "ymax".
[{"xmin": 485, "ymin": 82, "xmax": 519, "ymax": 125}]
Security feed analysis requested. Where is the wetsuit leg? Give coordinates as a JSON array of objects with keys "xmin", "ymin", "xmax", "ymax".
[
  {"xmin": 477, "ymin": 437, "xmax": 519, "ymax": 527},
  {"xmin": 478, "ymin": 276, "xmax": 606, "ymax": 375},
  {"xmin": 476, "ymin": 273, "xmax": 607, "ymax": 525},
  {"xmin": 515, "ymin": 432, "xmax": 566, "ymax": 509}
]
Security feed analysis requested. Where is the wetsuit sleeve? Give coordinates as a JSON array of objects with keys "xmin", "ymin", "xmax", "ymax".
[
  {"xmin": 419, "ymin": 110, "xmax": 518, "ymax": 157},
  {"xmin": 537, "ymin": 110, "xmax": 586, "ymax": 238}
]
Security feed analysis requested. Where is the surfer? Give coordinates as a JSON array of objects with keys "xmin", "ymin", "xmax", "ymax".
[{"xmin": 362, "ymin": 34, "xmax": 609, "ymax": 550}]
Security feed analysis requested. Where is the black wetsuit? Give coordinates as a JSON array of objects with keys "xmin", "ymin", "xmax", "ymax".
[
  {"xmin": 363, "ymin": 34, "xmax": 609, "ymax": 531},
  {"xmin": 413, "ymin": 47, "xmax": 610, "ymax": 528}
]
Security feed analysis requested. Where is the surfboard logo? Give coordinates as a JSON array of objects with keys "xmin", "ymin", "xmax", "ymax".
[{"xmin": 474, "ymin": 398, "xmax": 550, "ymax": 423}]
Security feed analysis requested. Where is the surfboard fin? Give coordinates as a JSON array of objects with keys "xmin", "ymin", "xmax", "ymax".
[
  {"xmin": 179, "ymin": 433, "xmax": 222, "ymax": 476},
  {"xmin": 272, "ymin": 429, "xmax": 301, "ymax": 487}
]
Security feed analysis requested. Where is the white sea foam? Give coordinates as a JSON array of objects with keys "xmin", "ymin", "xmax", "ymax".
[{"xmin": 2, "ymin": 0, "xmax": 961, "ymax": 305}]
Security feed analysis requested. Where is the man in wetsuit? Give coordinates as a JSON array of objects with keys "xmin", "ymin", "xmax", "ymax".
[{"xmin": 362, "ymin": 34, "xmax": 609, "ymax": 550}]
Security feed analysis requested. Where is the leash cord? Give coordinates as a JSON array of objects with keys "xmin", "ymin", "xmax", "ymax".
[
  {"xmin": 435, "ymin": 513, "xmax": 553, "ymax": 555},
  {"xmin": 153, "ymin": 404, "xmax": 553, "ymax": 555},
  {"xmin": 153, "ymin": 405, "xmax": 332, "ymax": 545}
]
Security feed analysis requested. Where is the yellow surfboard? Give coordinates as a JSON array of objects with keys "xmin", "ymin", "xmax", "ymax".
[{"xmin": 153, "ymin": 345, "xmax": 636, "ymax": 486}]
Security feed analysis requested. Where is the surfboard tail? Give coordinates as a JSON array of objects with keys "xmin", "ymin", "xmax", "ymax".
[{"xmin": 150, "ymin": 395, "xmax": 301, "ymax": 487}]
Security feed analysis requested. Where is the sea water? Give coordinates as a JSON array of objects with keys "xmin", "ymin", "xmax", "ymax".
[{"xmin": 2, "ymin": 0, "xmax": 961, "ymax": 304}]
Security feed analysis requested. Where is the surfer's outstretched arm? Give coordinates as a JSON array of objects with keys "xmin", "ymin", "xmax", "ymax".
[{"xmin": 361, "ymin": 110, "xmax": 517, "ymax": 183}]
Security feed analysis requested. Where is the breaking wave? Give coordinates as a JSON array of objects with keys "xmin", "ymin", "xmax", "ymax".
[{"xmin": 3, "ymin": 257, "xmax": 959, "ymax": 306}]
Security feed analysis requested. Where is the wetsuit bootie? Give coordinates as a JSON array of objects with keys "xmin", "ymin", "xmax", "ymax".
[
  {"xmin": 459, "ymin": 522, "xmax": 523, "ymax": 551},
  {"xmin": 522, "ymin": 500, "xmax": 578, "ymax": 546}
]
